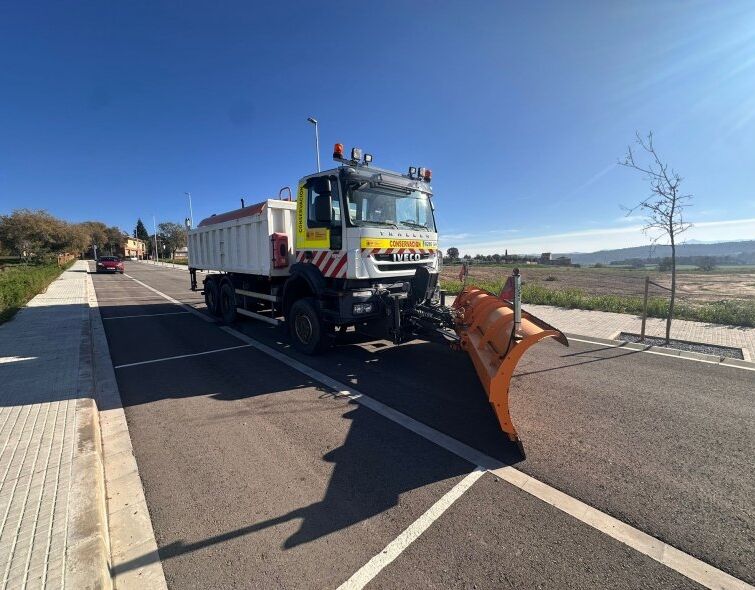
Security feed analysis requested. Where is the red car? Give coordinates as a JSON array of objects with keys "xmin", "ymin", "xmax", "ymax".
[{"xmin": 96, "ymin": 256, "xmax": 124, "ymax": 274}]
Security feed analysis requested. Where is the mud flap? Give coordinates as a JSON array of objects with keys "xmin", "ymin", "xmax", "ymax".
[{"xmin": 453, "ymin": 287, "xmax": 568, "ymax": 442}]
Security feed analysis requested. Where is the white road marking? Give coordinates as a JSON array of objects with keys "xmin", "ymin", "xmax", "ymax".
[
  {"xmin": 489, "ymin": 465, "xmax": 754, "ymax": 590},
  {"xmin": 103, "ymin": 311, "xmax": 191, "ymax": 320},
  {"xmin": 0, "ymin": 356, "xmax": 36, "ymax": 364},
  {"xmin": 113, "ymin": 344, "xmax": 251, "ymax": 369},
  {"xmin": 123, "ymin": 273, "xmax": 214, "ymax": 323},
  {"xmin": 95, "ymin": 296, "xmax": 166, "ymax": 301},
  {"xmin": 337, "ymin": 468, "xmax": 486, "ymax": 590},
  {"xmin": 119, "ymin": 273, "xmax": 755, "ymax": 590},
  {"xmin": 567, "ymin": 336, "xmax": 755, "ymax": 372}
]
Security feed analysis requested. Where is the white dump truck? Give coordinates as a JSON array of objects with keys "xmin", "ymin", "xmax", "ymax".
[
  {"xmin": 187, "ymin": 143, "xmax": 568, "ymax": 442},
  {"xmin": 187, "ymin": 144, "xmax": 447, "ymax": 353}
]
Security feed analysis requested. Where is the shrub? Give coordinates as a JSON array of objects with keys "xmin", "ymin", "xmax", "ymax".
[
  {"xmin": 0, "ymin": 261, "xmax": 72, "ymax": 323},
  {"xmin": 696, "ymin": 258, "xmax": 717, "ymax": 272}
]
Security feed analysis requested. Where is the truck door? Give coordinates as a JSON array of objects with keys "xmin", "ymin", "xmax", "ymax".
[{"xmin": 296, "ymin": 175, "xmax": 342, "ymax": 251}]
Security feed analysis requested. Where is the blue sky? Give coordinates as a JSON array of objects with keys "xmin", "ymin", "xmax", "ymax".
[{"xmin": 1, "ymin": 1, "xmax": 754, "ymax": 254}]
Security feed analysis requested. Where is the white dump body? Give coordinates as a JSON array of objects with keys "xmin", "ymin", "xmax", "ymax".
[{"xmin": 187, "ymin": 199, "xmax": 297, "ymax": 277}]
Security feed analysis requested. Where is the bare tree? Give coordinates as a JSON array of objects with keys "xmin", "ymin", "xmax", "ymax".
[{"xmin": 619, "ymin": 131, "xmax": 692, "ymax": 344}]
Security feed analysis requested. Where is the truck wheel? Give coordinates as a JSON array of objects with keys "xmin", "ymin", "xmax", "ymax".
[
  {"xmin": 288, "ymin": 298, "xmax": 329, "ymax": 354},
  {"xmin": 220, "ymin": 282, "xmax": 237, "ymax": 324},
  {"xmin": 204, "ymin": 279, "xmax": 220, "ymax": 316}
]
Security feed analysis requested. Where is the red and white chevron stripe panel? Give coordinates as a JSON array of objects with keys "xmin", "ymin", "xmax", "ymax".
[{"xmin": 295, "ymin": 250, "xmax": 348, "ymax": 278}]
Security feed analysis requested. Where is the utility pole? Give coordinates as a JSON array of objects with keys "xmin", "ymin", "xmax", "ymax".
[
  {"xmin": 184, "ymin": 192, "xmax": 194, "ymax": 228},
  {"xmin": 307, "ymin": 117, "xmax": 321, "ymax": 172},
  {"xmin": 153, "ymin": 215, "xmax": 159, "ymax": 263}
]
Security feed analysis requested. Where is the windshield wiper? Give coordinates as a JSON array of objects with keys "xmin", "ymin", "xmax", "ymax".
[
  {"xmin": 354, "ymin": 220, "xmax": 399, "ymax": 229},
  {"xmin": 400, "ymin": 221, "xmax": 430, "ymax": 230}
]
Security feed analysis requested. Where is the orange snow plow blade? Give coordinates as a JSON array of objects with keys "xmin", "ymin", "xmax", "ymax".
[{"xmin": 453, "ymin": 287, "xmax": 568, "ymax": 442}]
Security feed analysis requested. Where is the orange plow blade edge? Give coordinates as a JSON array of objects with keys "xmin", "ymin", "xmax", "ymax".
[{"xmin": 453, "ymin": 286, "xmax": 569, "ymax": 442}]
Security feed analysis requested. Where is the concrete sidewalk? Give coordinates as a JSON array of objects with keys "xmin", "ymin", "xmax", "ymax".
[
  {"xmin": 0, "ymin": 261, "xmax": 109, "ymax": 589},
  {"xmin": 522, "ymin": 303, "xmax": 755, "ymax": 361}
]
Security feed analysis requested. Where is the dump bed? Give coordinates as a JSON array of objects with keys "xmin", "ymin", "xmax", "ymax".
[{"xmin": 187, "ymin": 199, "xmax": 297, "ymax": 277}]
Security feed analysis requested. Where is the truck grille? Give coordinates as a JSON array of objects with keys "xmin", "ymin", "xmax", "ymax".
[
  {"xmin": 375, "ymin": 262, "xmax": 433, "ymax": 272},
  {"xmin": 374, "ymin": 253, "xmax": 433, "ymax": 262}
]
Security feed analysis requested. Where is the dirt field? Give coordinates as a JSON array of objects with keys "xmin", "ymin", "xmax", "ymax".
[{"xmin": 440, "ymin": 264, "xmax": 755, "ymax": 304}]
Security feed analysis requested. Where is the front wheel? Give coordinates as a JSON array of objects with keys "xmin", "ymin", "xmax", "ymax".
[{"xmin": 287, "ymin": 298, "xmax": 330, "ymax": 354}]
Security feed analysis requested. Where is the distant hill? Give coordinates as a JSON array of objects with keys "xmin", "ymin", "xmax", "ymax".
[{"xmin": 556, "ymin": 240, "xmax": 755, "ymax": 265}]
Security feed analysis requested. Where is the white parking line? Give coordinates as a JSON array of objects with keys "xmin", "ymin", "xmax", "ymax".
[
  {"xmin": 95, "ymin": 296, "xmax": 166, "ymax": 301},
  {"xmin": 113, "ymin": 344, "xmax": 251, "ymax": 369},
  {"xmin": 337, "ymin": 467, "xmax": 486, "ymax": 590},
  {"xmin": 123, "ymin": 273, "xmax": 213, "ymax": 323},
  {"xmin": 0, "ymin": 356, "xmax": 36, "ymax": 364},
  {"xmin": 103, "ymin": 311, "xmax": 191, "ymax": 320},
  {"xmin": 119, "ymin": 273, "xmax": 754, "ymax": 590}
]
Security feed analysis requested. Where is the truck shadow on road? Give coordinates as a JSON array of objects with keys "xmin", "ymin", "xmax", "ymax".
[
  {"xmin": 91, "ymin": 291, "xmax": 533, "ymax": 580},
  {"xmin": 236, "ymin": 322, "xmax": 540, "ymax": 463},
  {"xmin": 113, "ymin": 401, "xmax": 485, "ymax": 579}
]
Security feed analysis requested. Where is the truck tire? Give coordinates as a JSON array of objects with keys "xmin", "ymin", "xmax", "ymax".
[
  {"xmin": 287, "ymin": 297, "xmax": 330, "ymax": 354},
  {"xmin": 220, "ymin": 282, "xmax": 237, "ymax": 324},
  {"xmin": 204, "ymin": 279, "xmax": 220, "ymax": 316}
]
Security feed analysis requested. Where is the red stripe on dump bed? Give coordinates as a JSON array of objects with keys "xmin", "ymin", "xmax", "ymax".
[{"xmin": 197, "ymin": 201, "xmax": 266, "ymax": 227}]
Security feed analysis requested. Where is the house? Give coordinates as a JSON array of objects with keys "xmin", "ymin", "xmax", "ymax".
[
  {"xmin": 539, "ymin": 252, "xmax": 572, "ymax": 266},
  {"xmin": 122, "ymin": 237, "xmax": 146, "ymax": 259}
]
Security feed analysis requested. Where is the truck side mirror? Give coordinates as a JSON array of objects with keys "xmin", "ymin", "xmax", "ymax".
[
  {"xmin": 314, "ymin": 193, "xmax": 332, "ymax": 223},
  {"xmin": 308, "ymin": 176, "xmax": 332, "ymax": 194}
]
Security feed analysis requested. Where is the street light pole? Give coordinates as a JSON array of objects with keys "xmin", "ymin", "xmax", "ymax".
[
  {"xmin": 153, "ymin": 215, "xmax": 159, "ymax": 263},
  {"xmin": 184, "ymin": 192, "xmax": 194, "ymax": 228},
  {"xmin": 307, "ymin": 117, "xmax": 320, "ymax": 172}
]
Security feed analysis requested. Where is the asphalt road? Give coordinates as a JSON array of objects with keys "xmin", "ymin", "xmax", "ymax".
[{"xmin": 91, "ymin": 262, "xmax": 754, "ymax": 589}]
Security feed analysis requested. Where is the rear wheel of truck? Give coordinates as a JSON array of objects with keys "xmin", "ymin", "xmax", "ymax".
[
  {"xmin": 220, "ymin": 282, "xmax": 237, "ymax": 324},
  {"xmin": 288, "ymin": 297, "xmax": 329, "ymax": 354},
  {"xmin": 204, "ymin": 279, "xmax": 220, "ymax": 316}
]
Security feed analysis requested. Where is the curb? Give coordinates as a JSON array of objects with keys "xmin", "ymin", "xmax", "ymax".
[
  {"xmin": 65, "ymin": 398, "xmax": 111, "ymax": 590},
  {"xmin": 86, "ymin": 264, "xmax": 169, "ymax": 589},
  {"xmin": 564, "ymin": 332, "xmax": 755, "ymax": 370},
  {"xmin": 136, "ymin": 260, "xmax": 215, "ymax": 274},
  {"xmin": 65, "ymin": 268, "xmax": 111, "ymax": 590},
  {"xmin": 140, "ymin": 260, "xmax": 188, "ymax": 270}
]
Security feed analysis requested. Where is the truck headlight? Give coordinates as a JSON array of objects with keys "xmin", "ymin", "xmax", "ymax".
[{"xmin": 353, "ymin": 302, "xmax": 374, "ymax": 315}]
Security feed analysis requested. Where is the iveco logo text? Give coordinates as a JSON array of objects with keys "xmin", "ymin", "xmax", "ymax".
[{"xmin": 392, "ymin": 253, "xmax": 421, "ymax": 262}]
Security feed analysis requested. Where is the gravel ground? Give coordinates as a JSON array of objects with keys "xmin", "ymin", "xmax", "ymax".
[{"xmin": 619, "ymin": 332, "xmax": 744, "ymax": 359}]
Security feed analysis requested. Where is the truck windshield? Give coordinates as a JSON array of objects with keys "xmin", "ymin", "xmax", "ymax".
[{"xmin": 345, "ymin": 185, "xmax": 436, "ymax": 232}]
